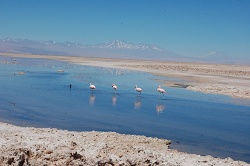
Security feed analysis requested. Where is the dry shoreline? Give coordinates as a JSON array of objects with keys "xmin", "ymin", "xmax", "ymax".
[
  {"xmin": 1, "ymin": 122, "xmax": 249, "ymax": 166},
  {"xmin": 2, "ymin": 53, "xmax": 250, "ymax": 99}
]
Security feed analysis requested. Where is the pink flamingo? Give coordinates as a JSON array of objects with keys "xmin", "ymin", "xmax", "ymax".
[
  {"xmin": 89, "ymin": 83, "xmax": 96, "ymax": 91},
  {"xmin": 112, "ymin": 84, "xmax": 118, "ymax": 93},
  {"xmin": 135, "ymin": 85, "xmax": 142, "ymax": 95},
  {"xmin": 157, "ymin": 86, "xmax": 166, "ymax": 95}
]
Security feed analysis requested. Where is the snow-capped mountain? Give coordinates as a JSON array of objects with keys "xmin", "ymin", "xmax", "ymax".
[
  {"xmin": 92, "ymin": 40, "xmax": 163, "ymax": 51},
  {"xmin": 2, "ymin": 38, "xmax": 248, "ymax": 64},
  {"xmin": 40, "ymin": 40, "xmax": 84, "ymax": 47},
  {"xmin": 0, "ymin": 38, "xmax": 185, "ymax": 61},
  {"xmin": 0, "ymin": 38, "xmax": 163, "ymax": 51},
  {"xmin": 0, "ymin": 38, "xmax": 169, "ymax": 56}
]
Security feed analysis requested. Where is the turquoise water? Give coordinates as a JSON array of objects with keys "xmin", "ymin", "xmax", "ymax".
[{"xmin": 0, "ymin": 56, "xmax": 250, "ymax": 162}]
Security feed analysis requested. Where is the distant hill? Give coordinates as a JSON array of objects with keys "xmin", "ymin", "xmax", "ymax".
[
  {"xmin": 0, "ymin": 38, "xmax": 249, "ymax": 64},
  {"xmin": 200, "ymin": 51, "xmax": 250, "ymax": 65}
]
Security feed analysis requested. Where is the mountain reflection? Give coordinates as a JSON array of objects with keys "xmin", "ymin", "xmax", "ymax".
[{"xmin": 102, "ymin": 68, "xmax": 126, "ymax": 76}]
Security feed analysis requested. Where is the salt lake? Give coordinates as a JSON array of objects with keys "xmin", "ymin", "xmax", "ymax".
[{"xmin": 0, "ymin": 55, "xmax": 250, "ymax": 162}]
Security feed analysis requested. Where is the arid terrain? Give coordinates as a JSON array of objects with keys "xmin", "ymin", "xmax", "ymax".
[{"xmin": 0, "ymin": 122, "xmax": 249, "ymax": 166}]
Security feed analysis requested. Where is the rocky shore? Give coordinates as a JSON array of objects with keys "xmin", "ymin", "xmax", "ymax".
[{"xmin": 0, "ymin": 122, "xmax": 249, "ymax": 166}]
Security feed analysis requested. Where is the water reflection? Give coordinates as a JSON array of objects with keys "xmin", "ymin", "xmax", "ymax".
[
  {"xmin": 89, "ymin": 93, "xmax": 95, "ymax": 106},
  {"xmin": 134, "ymin": 97, "xmax": 141, "ymax": 110},
  {"xmin": 112, "ymin": 95, "xmax": 117, "ymax": 107},
  {"xmin": 156, "ymin": 103, "xmax": 165, "ymax": 114}
]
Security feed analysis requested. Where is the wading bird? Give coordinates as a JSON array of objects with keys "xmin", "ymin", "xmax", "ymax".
[
  {"xmin": 157, "ymin": 86, "xmax": 166, "ymax": 95},
  {"xmin": 112, "ymin": 84, "xmax": 118, "ymax": 93},
  {"xmin": 135, "ymin": 85, "xmax": 142, "ymax": 95},
  {"xmin": 89, "ymin": 83, "xmax": 96, "ymax": 91}
]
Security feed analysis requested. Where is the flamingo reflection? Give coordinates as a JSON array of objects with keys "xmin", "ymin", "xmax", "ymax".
[
  {"xmin": 89, "ymin": 93, "xmax": 96, "ymax": 106},
  {"xmin": 156, "ymin": 104, "xmax": 165, "ymax": 114},
  {"xmin": 134, "ymin": 97, "xmax": 141, "ymax": 110},
  {"xmin": 112, "ymin": 95, "xmax": 117, "ymax": 106}
]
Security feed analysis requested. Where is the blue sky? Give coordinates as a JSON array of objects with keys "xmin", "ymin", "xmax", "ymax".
[{"xmin": 0, "ymin": 0, "xmax": 249, "ymax": 58}]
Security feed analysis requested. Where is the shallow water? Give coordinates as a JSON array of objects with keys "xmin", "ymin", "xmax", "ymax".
[{"xmin": 0, "ymin": 56, "xmax": 250, "ymax": 162}]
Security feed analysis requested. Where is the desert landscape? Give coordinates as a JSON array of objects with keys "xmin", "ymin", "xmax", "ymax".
[
  {"xmin": 1, "ymin": 53, "xmax": 250, "ymax": 165},
  {"xmin": 1, "ymin": 1, "xmax": 250, "ymax": 165},
  {"xmin": 1, "ymin": 122, "xmax": 249, "ymax": 166}
]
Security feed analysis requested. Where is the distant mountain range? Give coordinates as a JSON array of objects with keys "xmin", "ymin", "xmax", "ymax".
[
  {"xmin": 92, "ymin": 40, "xmax": 164, "ymax": 51},
  {"xmin": 0, "ymin": 38, "xmax": 249, "ymax": 64},
  {"xmin": 0, "ymin": 38, "xmax": 185, "ymax": 60},
  {"xmin": 0, "ymin": 38, "xmax": 164, "ymax": 51}
]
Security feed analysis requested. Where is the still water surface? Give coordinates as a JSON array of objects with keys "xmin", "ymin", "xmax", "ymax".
[{"xmin": 0, "ymin": 56, "xmax": 250, "ymax": 162}]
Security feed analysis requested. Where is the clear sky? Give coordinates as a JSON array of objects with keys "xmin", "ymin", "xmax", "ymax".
[{"xmin": 0, "ymin": 0, "xmax": 249, "ymax": 58}]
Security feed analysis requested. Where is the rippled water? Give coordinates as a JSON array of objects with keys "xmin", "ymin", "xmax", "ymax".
[{"xmin": 0, "ymin": 56, "xmax": 250, "ymax": 162}]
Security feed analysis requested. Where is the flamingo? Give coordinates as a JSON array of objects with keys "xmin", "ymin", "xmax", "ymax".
[
  {"xmin": 157, "ymin": 86, "xmax": 166, "ymax": 95},
  {"xmin": 89, "ymin": 83, "xmax": 96, "ymax": 91},
  {"xmin": 112, "ymin": 84, "xmax": 118, "ymax": 92},
  {"xmin": 135, "ymin": 85, "xmax": 142, "ymax": 95}
]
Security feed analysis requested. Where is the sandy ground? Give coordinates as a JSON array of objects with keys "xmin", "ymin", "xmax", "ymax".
[
  {"xmin": 0, "ymin": 122, "xmax": 249, "ymax": 166},
  {"xmin": 2, "ymin": 53, "xmax": 250, "ymax": 99}
]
